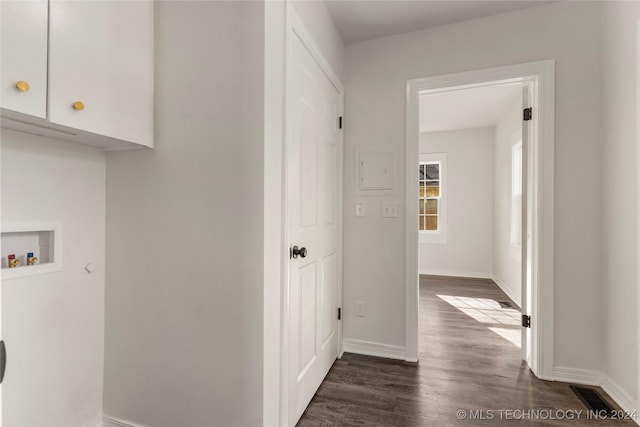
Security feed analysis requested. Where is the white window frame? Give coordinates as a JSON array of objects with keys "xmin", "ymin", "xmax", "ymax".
[{"xmin": 419, "ymin": 153, "xmax": 447, "ymax": 244}]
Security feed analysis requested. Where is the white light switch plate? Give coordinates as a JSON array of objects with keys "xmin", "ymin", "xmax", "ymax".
[
  {"xmin": 355, "ymin": 301, "xmax": 365, "ymax": 317},
  {"xmin": 355, "ymin": 201, "xmax": 365, "ymax": 217},
  {"xmin": 382, "ymin": 201, "xmax": 398, "ymax": 218}
]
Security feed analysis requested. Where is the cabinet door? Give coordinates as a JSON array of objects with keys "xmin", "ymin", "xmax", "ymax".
[
  {"xmin": 48, "ymin": 0, "xmax": 153, "ymax": 147},
  {"xmin": 0, "ymin": 0, "xmax": 48, "ymax": 119}
]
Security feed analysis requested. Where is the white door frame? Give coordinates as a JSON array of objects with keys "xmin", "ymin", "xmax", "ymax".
[
  {"xmin": 636, "ymin": 18, "xmax": 640, "ymax": 420},
  {"xmin": 405, "ymin": 60, "xmax": 555, "ymax": 380},
  {"xmin": 276, "ymin": 7, "xmax": 345, "ymax": 427}
]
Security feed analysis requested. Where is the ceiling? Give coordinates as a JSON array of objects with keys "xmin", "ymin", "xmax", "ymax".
[
  {"xmin": 420, "ymin": 84, "xmax": 521, "ymax": 133},
  {"xmin": 325, "ymin": 1, "xmax": 555, "ymax": 44}
]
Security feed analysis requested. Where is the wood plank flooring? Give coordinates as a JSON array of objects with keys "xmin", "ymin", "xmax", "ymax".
[{"xmin": 297, "ymin": 275, "xmax": 636, "ymax": 426}]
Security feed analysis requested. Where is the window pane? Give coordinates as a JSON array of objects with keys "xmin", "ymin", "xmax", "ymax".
[
  {"xmin": 420, "ymin": 183, "xmax": 428, "ymax": 198},
  {"xmin": 426, "ymin": 183, "xmax": 440, "ymax": 197},
  {"xmin": 426, "ymin": 163, "xmax": 439, "ymax": 180},
  {"xmin": 419, "ymin": 160, "xmax": 442, "ymax": 234},
  {"xmin": 426, "ymin": 215, "xmax": 438, "ymax": 231},
  {"xmin": 425, "ymin": 199, "xmax": 438, "ymax": 215}
]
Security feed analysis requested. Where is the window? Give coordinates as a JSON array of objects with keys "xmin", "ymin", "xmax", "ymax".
[
  {"xmin": 419, "ymin": 162, "xmax": 440, "ymax": 231},
  {"xmin": 419, "ymin": 153, "xmax": 447, "ymax": 244},
  {"xmin": 511, "ymin": 140, "xmax": 523, "ymax": 249}
]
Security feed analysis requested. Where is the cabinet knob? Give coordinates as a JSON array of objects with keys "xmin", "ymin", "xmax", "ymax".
[
  {"xmin": 72, "ymin": 101, "xmax": 85, "ymax": 111},
  {"xmin": 15, "ymin": 81, "xmax": 30, "ymax": 92}
]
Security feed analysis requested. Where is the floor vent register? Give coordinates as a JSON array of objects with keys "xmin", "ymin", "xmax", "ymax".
[{"xmin": 570, "ymin": 385, "xmax": 615, "ymax": 416}]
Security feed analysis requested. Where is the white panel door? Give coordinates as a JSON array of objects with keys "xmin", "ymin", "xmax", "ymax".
[
  {"xmin": 48, "ymin": 0, "xmax": 153, "ymax": 147},
  {"xmin": 0, "ymin": 0, "xmax": 48, "ymax": 118},
  {"xmin": 288, "ymin": 29, "xmax": 340, "ymax": 426}
]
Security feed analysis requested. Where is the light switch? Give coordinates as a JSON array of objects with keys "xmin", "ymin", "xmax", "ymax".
[
  {"xmin": 355, "ymin": 201, "xmax": 365, "ymax": 217},
  {"xmin": 355, "ymin": 301, "xmax": 365, "ymax": 317},
  {"xmin": 382, "ymin": 201, "xmax": 398, "ymax": 218}
]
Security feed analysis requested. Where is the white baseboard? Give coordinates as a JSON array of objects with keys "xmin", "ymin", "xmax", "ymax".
[
  {"xmin": 554, "ymin": 367, "xmax": 639, "ymax": 426},
  {"xmin": 103, "ymin": 415, "xmax": 146, "ymax": 427},
  {"xmin": 553, "ymin": 367, "xmax": 601, "ymax": 386},
  {"xmin": 600, "ymin": 374, "xmax": 639, "ymax": 425},
  {"xmin": 419, "ymin": 270, "xmax": 491, "ymax": 279},
  {"xmin": 491, "ymin": 275, "xmax": 521, "ymax": 307},
  {"xmin": 342, "ymin": 338, "xmax": 406, "ymax": 361}
]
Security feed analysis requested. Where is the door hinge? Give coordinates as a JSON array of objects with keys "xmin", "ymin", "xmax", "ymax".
[
  {"xmin": 338, "ymin": 116, "xmax": 343, "ymax": 129},
  {"xmin": 338, "ymin": 307, "xmax": 342, "ymax": 320},
  {"xmin": 523, "ymin": 107, "xmax": 532, "ymax": 121},
  {"xmin": 522, "ymin": 314, "xmax": 531, "ymax": 328}
]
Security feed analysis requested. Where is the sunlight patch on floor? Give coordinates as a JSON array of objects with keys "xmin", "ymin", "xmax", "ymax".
[
  {"xmin": 437, "ymin": 294, "xmax": 520, "ymax": 326},
  {"xmin": 437, "ymin": 294, "xmax": 521, "ymax": 347},
  {"xmin": 489, "ymin": 327, "xmax": 521, "ymax": 348}
]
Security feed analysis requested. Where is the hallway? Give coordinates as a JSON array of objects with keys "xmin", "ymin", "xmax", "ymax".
[{"xmin": 297, "ymin": 276, "xmax": 634, "ymax": 426}]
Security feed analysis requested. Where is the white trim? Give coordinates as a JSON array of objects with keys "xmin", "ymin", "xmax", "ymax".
[
  {"xmin": 263, "ymin": 1, "xmax": 287, "ymax": 427},
  {"xmin": 601, "ymin": 375, "xmax": 640, "ymax": 425},
  {"xmin": 342, "ymin": 339, "xmax": 406, "ymax": 361},
  {"xmin": 553, "ymin": 369, "xmax": 640, "ymax": 426},
  {"xmin": 102, "ymin": 415, "xmax": 146, "ymax": 427},
  {"xmin": 280, "ymin": 6, "xmax": 345, "ymax": 427},
  {"xmin": 636, "ymin": 18, "xmax": 640, "ymax": 425},
  {"xmin": 420, "ymin": 270, "xmax": 491, "ymax": 280},
  {"xmin": 405, "ymin": 60, "xmax": 555, "ymax": 378},
  {"xmin": 553, "ymin": 367, "xmax": 601, "ymax": 387},
  {"xmin": 337, "ymin": 87, "xmax": 345, "ymax": 360},
  {"xmin": 492, "ymin": 275, "xmax": 520, "ymax": 308}
]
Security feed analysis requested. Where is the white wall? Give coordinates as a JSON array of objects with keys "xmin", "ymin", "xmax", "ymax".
[
  {"xmin": 601, "ymin": 0, "xmax": 639, "ymax": 407},
  {"xmin": 104, "ymin": 2, "xmax": 264, "ymax": 426},
  {"xmin": 290, "ymin": 0, "xmax": 344, "ymax": 80},
  {"xmin": 493, "ymin": 96, "xmax": 523, "ymax": 306},
  {"xmin": 418, "ymin": 127, "xmax": 494, "ymax": 278},
  {"xmin": 343, "ymin": 1, "xmax": 603, "ymax": 372},
  {"xmin": 1, "ymin": 129, "xmax": 105, "ymax": 427}
]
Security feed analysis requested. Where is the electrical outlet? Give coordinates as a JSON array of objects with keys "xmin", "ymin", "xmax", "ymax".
[{"xmin": 355, "ymin": 300, "xmax": 365, "ymax": 317}]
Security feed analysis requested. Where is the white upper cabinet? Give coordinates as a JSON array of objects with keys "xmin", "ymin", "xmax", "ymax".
[
  {"xmin": 0, "ymin": 0, "xmax": 48, "ymax": 118},
  {"xmin": 48, "ymin": 1, "xmax": 153, "ymax": 148},
  {"xmin": 0, "ymin": 0, "xmax": 153, "ymax": 150}
]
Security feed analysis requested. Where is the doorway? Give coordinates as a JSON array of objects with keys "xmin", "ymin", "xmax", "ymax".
[
  {"xmin": 405, "ymin": 61, "xmax": 556, "ymax": 379},
  {"xmin": 417, "ymin": 82, "xmax": 526, "ymax": 365}
]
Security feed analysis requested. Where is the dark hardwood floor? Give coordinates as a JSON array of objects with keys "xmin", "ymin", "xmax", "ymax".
[{"xmin": 297, "ymin": 275, "xmax": 635, "ymax": 426}]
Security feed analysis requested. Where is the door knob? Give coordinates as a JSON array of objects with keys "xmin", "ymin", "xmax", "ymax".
[
  {"xmin": 15, "ymin": 81, "xmax": 30, "ymax": 92},
  {"xmin": 290, "ymin": 245, "xmax": 307, "ymax": 259}
]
